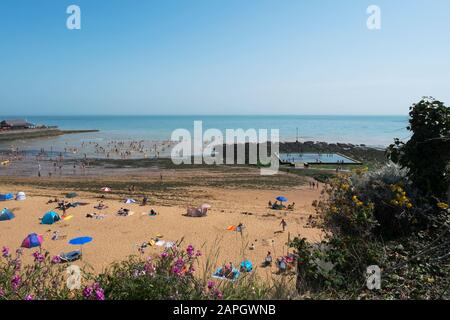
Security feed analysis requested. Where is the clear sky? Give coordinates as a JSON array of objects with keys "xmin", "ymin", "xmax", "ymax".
[{"xmin": 1, "ymin": 0, "xmax": 449, "ymax": 115}]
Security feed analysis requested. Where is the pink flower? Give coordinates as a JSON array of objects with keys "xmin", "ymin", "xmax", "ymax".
[
  {"xmin": 51, "ymin": 256, "xmax": 61, "ymax": 264},
  {"xmin": 95, "ymin": 289, "xmax": 105, "ymax": 300},
  {"xmin": 207, "ymin": 281, "xmax": 215, "ymax": 289},
  {"xmin": 83, "ymin": 283, "xmax": 105, "ymax": 300},
  {"xmin": 24, "ymin": 294, "xmax": 34, "ymax": 300},
  {"xmin": 0, "ymin": 287, "xmax": 4, "ymax": 297},
  {"xmin": 2, "ymin": 246, "xmax": 10, "ymax": 258},
  {"xmin": 195, "ymin": 250, "xmax": 202, "ymax": 257},
  {"xmin": 32, "ymin": 251, "xmax": 44, "ymax": 263},
  {"xmin": 11, "ymin": 274, "xmax": 21, "ymax": 290},
  {"xmin": 83, "ymin": 286, "xmax": 93, "ymax": 299},
  {"xmin": 160, "ymin": 252, "xmax": 169, "ymax": 259},
  {"xmin": 186, "ymin": 245, "xmax": 194, "ymax": 256}
]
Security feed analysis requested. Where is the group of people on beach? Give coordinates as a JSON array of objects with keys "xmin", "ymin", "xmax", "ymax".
[{"xmin": 309, "ymin": 181, "xmax": 320, "ymax": 189}]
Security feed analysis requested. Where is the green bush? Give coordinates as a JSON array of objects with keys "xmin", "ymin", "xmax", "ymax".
[{"xmin": 388, "ymin": 97, "xmax": 450, "ymax": 199}]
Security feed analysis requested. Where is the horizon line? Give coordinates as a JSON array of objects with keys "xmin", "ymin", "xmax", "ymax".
[{"xmin": 1, "ymin": 114, "xmax": 409, "ymax": 117}]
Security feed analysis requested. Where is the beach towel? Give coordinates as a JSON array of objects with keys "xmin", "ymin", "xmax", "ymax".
[
  {"xmin": 59, "ymin": 250, "xmax": 82, "ymax": 263},
  {"xmin": 226, "ymin": 225, "xmax": 236, "ymax": 231},
  {"xmin": 63, "ymin": 215, "xmax": 74, "ymax": 221},
  {"xmin": 155, "ymin": 240, "xmax": 166, "ymax": 246}
]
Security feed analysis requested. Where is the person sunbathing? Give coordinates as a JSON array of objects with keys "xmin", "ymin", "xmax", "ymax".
[
  {"xmin": 94, "ymin": 201, "xmax": 107, "ymax": 210},
  {"xmin": 287, "ymin": 202, "xmax": 295, "ymax": 210},
  {"xmin": 271, "ymin": 201, "xmax": 283, "ymax": 210},
  {"xmin": 117, "ymin": 208, "xmax": 129, "ymax": 216},
  {"xmin": 262, "ymin": 251, "xmax": 273, "ymax": 267},
  {"xmin": 222, "ymin": 262, "xmax": 234, "ymax": 279},
  {"xmin": 47, "ymin": 197, "xmax": 59, "ymax": 204},
  {"xmin": 276, "ymin": 257, "xmax": 287, "ymax": 273}
]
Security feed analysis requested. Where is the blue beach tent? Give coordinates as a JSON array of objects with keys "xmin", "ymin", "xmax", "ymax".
[
  {"xmin": 0, "ymin": 208, "xmax": 15, "ymax": 221},
  {"xmin": 0, "ymin": 193, "xmax": 14, "ymax": 201},
  {"xmin": 240, "ymin": 260, "xmax": 253, "ymax": 272},
  {"xmin": 41, "ymin": 211, "xmax": 61, "ymax": 225}
]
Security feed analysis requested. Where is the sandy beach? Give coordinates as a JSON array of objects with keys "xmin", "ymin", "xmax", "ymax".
[{"xmin": 0, "ymin": 165, "xmax": 323, "ymax": 279}]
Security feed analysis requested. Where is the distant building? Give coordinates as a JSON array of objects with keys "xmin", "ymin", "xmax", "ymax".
[{"xmin": 0, "ymin": 119, "xmax": 35, "ymax": 130}]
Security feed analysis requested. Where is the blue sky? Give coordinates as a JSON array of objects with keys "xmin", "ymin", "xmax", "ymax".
[{"xmin": 0, "ymin": 0, "xmax": 449, "ymax": 115}]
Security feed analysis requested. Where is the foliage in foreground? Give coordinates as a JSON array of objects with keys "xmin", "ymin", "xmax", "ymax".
[
  {"xmin": 0, "ymin": 243, "xmax": 295, "ymax": 300},
  {"xmin": 291, "ymin": 168, "xmax": 449, "ymax": 299}
]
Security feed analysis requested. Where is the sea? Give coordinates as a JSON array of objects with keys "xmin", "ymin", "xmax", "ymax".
[{"xmin": 0, "ymin": 115, "xmax": 409, "ymax": 158}]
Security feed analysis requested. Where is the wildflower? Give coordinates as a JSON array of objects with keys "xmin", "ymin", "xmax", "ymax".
[
  {"xmin": 83, "ymin": 282, "xmax": 105, "ymax": 300},
  {"xmin": 144, "ymin": 261, "xmax": 156, "ymax": 275},
  {"xmin": 83, "ymin": 286, "xmax": 93, "ymax": 299},
  {"xmin": 32, "ymin": 251, "xmax": 44, "ymax": 263},
  {"xmin": 95, "ymin": 288, "xmax": 105, "ymax": 300},
  {"xmin": 1, "ymin": 246, "xmax": 10, "ymax": 258},
  {"xmin": 195, "ymin": 250, "xmax": 202, "ymax": 257},
  {"xmin": 11, "ymin": 274, "xmax": 21, "ymax": 290},
  {"xmin": 437, "ymin": 202, "xmax": 448, "ymax": 210},
  {"xmin": 215, "ymin": 290, "xmax": 223, "ymax": 299},
  {"xmin": 13, "ymin": 258, "xmax": 22, "ymax": 271},
  {"xmin": 0, "ymin": 287, "xmax": 4, "ymax": 297},
  {"xmin": 15, "ymin": 248, "xmax": 23, "ymax": 257},
  {"xmin": 24, "ymin": 294, "xmax": 34, "ymax": 300},
  {"xmin": 207, "ymin": 281, "xmax": 215, "ymax": 289},
  {"xmin": 51, "ymin": 256, "xmax": 61, "ymax": 264},
  {"xmin": 186, "ymin": 245, "xmax": 194, "ymax": 257},
  {"xmin": 160, "ymin": 252, "xmax": 169, "ymax": 259}
]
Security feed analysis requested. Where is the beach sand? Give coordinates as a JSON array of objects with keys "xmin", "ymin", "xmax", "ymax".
[{"xmin": 0, "ymin": 166, "xmax": 323, "ymax": 281}]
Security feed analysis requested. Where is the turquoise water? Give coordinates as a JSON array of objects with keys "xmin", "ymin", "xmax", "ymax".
[
  {"xmin": 23, "ymin": 115, "xmax": 408, "ymax": 144},
  {"xmin": 0, "ymin": 115, "xmax": 409, "ymax": 152},
  {"xmin": 278, "ymin": 153, "xmax": 359, "ymax": 164}
]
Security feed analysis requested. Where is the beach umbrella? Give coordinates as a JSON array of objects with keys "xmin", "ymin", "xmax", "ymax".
[
  {"xmin": 21, "ymin": 233, "xmax": 43, "ymax": 249},
  {"xmin": 69, "ymin": 236, "xmax": 93, "ymax": 258},
  {"xmin": 100, "ymin": 187, "xmax": 111, "ymax": 192},
  {"xmin": 125, "ymin": 198, "xmax": 136, "ymax": 204},
  {"xmin": 276, "ymin": 196, "xmax": 288, "ymax": 204},
  {"xmin": 0, "ymin": 208, "xmax": 15, "ymax": 221}
]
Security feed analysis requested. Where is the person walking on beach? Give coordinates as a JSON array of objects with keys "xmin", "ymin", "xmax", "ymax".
[
  {"xmin": 280, "ymin": 219, "xmax": 287, "ymax": 232},
  {"xmin": 62, "ymin": 204, "xmax": 67, "ymax": 218},
  {"xmin": 236, "ymin": 222, "xmax": 244, "ymax": 236}
]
